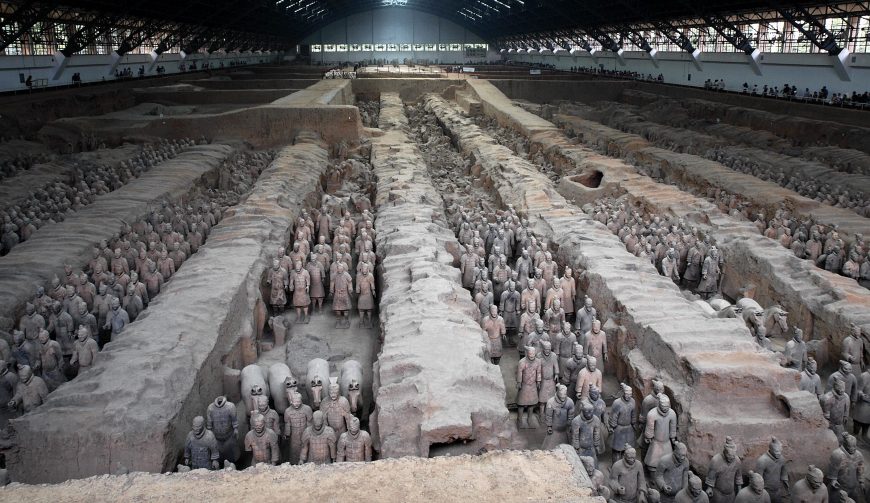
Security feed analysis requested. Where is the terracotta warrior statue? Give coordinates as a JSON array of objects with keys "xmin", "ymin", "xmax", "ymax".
[
  {"xmin": 330, "ymin": 262, "xmax": 353, "ymax": 329},
  {"xmin": 244, "ymin": 413, "xmax": 280, "ymax": 465},
  {"xmin": 791, "ymin": 466, "xmax": 828, "ymax": 503},
  {"xmin": 254, "ymin": 395, "xmax": 280, "ymax": 434},
  {"xmin": 336, "ymin": 416, "xmax": 372, "ymax": 462},
  {"xmin": 697, "ymin": 246, "xmax": 723, "ymax": 300},
  {"xmin": 826, "ymin": 434, "xmax": 865, "ymax": 503},
  {"xmin": 656, "ymin": 441, "xmax": 691, "ymax": 503},
  {"xmin": 288, "ymin": 260, "xmax": 311, "ymax": 323},
  {"xmin": 538, "ymin": 340, "xmax": 559, "ymax": 419},
  {"xmin": 677, "ymin": 474, "xmax": 710, "ymax": 503},
  {"xmin": 483, "ymin": 304, "xmax": 506, "ymax": 365},
  {"xmin": 356, "ymin": 263, "xmax": 376, "ymax": 328},
  {"xmin": 306, "ymin": 254, "xmax": 326, "ymax": 314},
  {"xmin": 755, "ymin": 437, "xmax": 789, "ymax": 503},
  {"xmin": 572, "ymin": 401, "xmax": 604, "ymax": 467},
  {"xmin": 207, "ymin": 396, "xmax": 239, "ymax": 463},
  {"xmin": 645, "ymin": 394, "xmax": 678, "ymax": 473},
  {"xmin": 8, "ymin": 365, "xmax": 48, "ymax": 413},
  {"xmin": 783, "ymin": 328, "xmax": 808, "ymax": 371},
  {"xmin": 267, "ymin": 258, "xmax": 288, "ymax": 314},
  {"xmin": 584, "ymin": 318, "xmax": 607, "ymax": 372},
  {"xmin": 543, "ymin": 383, "xmax": 574, "ymax": 450},
  {"xmin": 37, "ymin": 329, "xmax": 65, "ymax": 391},
  {"xmin": 283, "ymin": 392, "xmax": 313, "ymax": 464},
  {"xmin": 823, "ymin": 377, "xmax": 850, "ymax": 440},
  {"xmin": 735, "ymin": 472, "xmax": 770, "ymax": 503},
  {"xmin": 500, "ymin": 282, "xmax": 521, "ymax": 347},
  {"xmin": 706, "ymin": 436, "xmax": 743, "ymax": 503},
  {"xmin": 609, "ymin": 446, "xmax": 648, "ymax": 503},
  {"xmin": 516, "ymin": 346, "xmax": 543, "ymax": 429},
  {"xmin": 800, "ymin": 358, "xmax": 823, "ymax": 400},
  {"xmin": 184, "ymin": 416, "xmax": 220, "ymax": 470},
  {"xmin": 300, "ymin": 410, "xmax": 337, "ymax": 464},
  {"xmin": 70, "ymin": 325, "xmax": 99, "ymax": 372},
  {"xmin": 576, "ymin": 355, "xmax": 603, "ymax": 403},
  {"xmin": 610, "ymin": 383, "xmax": 639, "ymax": 460},
  {"xmin": 576, "ymin": 296, "xmax": 597, "ymax": 335},
  {"xmin": 320, "ymin": 381, "xmax": 351, "ymax": 435}
]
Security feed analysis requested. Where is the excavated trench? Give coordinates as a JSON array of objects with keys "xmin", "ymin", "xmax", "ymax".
[
  {"xmin": 228, "ymin": 137, "xmax": 382, "ymax": 470},
  {"xmin": 420, "ymin": 90, "xmax": 837, "ymax": 478},
  {"xmin": 6, "ymin": 134, "xmax": 332, "ymax": 483},
  {"xmin": 468, "ymin": 80, "xmax": 870, "ymax": 368}
]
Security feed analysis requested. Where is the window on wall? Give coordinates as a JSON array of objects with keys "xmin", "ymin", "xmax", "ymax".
[
  {"xmin": 362, "ymin": 43, "xmax": 373, "ymax": 51},
  {"xmin": 400, "ymin": 43, "xmax": 411, "ymax": 51},
  {"xmin": 386, "ymin": 43, "xmax": 398, "ymax": 51},
  {"xmin": 438, "ymin": 43, "xmax": 447, "ymax": 51},
  {"xmin": 324, "ymin": 44, "xmax": 336, "ymax": 52},
  {"xmin": 311, "ymin": 44, "xmax": 322, "ymax": 52},
  {"xmin": 374, "ymin": 43, "xmax": 386, "ymax": 51},
  {"xmin": 425, "ymin": 44, "xmax": 436, "ymax": 51},
  {"xmin": 413, "ymin": 43, "xmax": 423, "ymax": 51},
  {"xmin": 350, "ymin": 44, "xmax": 362, "ymax": 51},
  {"xmin": 337, "ymin": 44, "xmax": 348, "ymax": 51},
  {"xmin": 448, "ymin": 43, "xmax": 462, "ymax": 51}
]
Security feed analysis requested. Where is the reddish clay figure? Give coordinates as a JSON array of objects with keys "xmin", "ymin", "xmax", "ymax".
[
  {"xmin": 336, "ymin": 416, "xmax": 372, "ymax": 462},
  {"xmin": 283, "ymin": 392, "xmax": 313, "ymax": 464},
  {"xmin": 516, "ymin": 346, "xmax": 542, "ymax": 429},
  {"xmin": 356, "ymin": 263, "xmax": 376, "ymax": 329},
  {"xmin": 482, "ymin": 304, "xmax": 506, "ymax": 365},
  {"xmin": 289, "ymin": 260, "xmax": 311, "ymax": 323},
  {"xmin": 267, "ymin": 258, "xmax": 288, "ymax": 314},
  {"xmin": 331, "ymin": 262, "xmax": 353, "ymax": 328},
  {"xmin": 306, "ymin": 255, "xmax": 326, "ymax": 314},
  {"xmin": 300, "ymin": 410, "xmax": 336, "ymax": 465},
  {"xmin": 320, "ymin": 382, "xmax": 352, "ymax": 435},
  {"xmin": 244, "ymin": 413, "xmax": 280, "ymax": 465}
]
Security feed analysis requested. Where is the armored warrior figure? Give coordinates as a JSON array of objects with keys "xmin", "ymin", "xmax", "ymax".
[
  {"xmin": 283, "ymin": 392, "xmax": 313, "ymax": 464},
  {"xmin": 610, "ymin": 383, "xmax": 639, "ymax": 459},
  {"xmin": 184, "ymin": 416, "xmax": 220, "ymax": 470},
  {"xmin": 572, "ymin": 401, "xmax": 604, "ymax": 467},
  {"xmin": 610, "ymin": 446, "xmax": 648, "ymax": 503},
  {"xmin": 8, "ymin": 365, "xmax": 48, "ymax": 413},
  {"xmin": 543, "ymin": 383, "xmax": 575, "ymax": 450},
  {"xmin": 516, "ymin": 346, "xmax": 543, "ymax": 429},
  {"xmin": 791, "ymin": 466, "xmax": 828, "ymax": 503},
  {"xmin": 538, "ymin": 340, "xmax": 559, "ymax": 417},
  {"xmin": 645, "ymin": 394, "xmax": 678, "ymax": 473},
  {"xmin": 300, "ymin": 410, "xmax": 337, "ymax": 465},
  {"xmin": 320, "ymin": 382, "xmax": 352, "ymax": 435},
  {"xmin": 336, "ymin": 416, "xmax": 372, "ymax": 462},
  {"xmin": 482, "ymin": 304, "xmax": 506, "ymax": 365},
  {"xmin": 207, "ymin": 396, "xmax": 239, "ymax": 463},
  {"xmin": 288, "ymin": 260, "xmax": 311, "ymax": 323},
  {"xmin": 706, "ymin": 436, "xmax": 743, "ymax": 503},
  {"xmin": 656, "ymin": 441, "xmax": 691, "ymax": 503},
  {"xmin": 735, "ymin": 472, "xmax": 771, "ymax": 503},
  {"xmin": 330, "ymin": 262, "xmax": 353, "ymax": 329},
  {"xmin": 756, "ymin": 437, "xmax": 789, "ymax": 503},
  {"xmin": 244, "ymin": 413, "xmax": 280, "ymax": 465}
]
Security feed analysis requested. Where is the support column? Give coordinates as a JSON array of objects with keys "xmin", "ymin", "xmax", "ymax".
[
  {"xmin": 747, "ymin": 48, "xmax": 763, "ymax": 76},
  {"xmin": 49, "ymin": 51, "xmax": 69, "ymax": 81},
  {"xmin": 833, "ymin": 47, "xmax": 852, "ymax": 81}
]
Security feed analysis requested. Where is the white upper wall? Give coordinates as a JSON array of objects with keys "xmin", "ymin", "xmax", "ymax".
[
  {"xmin": 509, "ymin": 50, "xmax": 870, "ymax": 97},
  {"xmin": 302, "ymin": 7, "xmax": 498, "ymax": 63}
]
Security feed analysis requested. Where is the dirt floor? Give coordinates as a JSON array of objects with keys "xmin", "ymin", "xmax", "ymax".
[{"xmin": 0, "ymin": 448, "xmax": 598, "ymax": 503}]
